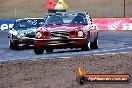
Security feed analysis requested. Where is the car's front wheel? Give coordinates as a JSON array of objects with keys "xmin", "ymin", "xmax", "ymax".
[
  {"xmin": 9, "ymin": 40, "xmax": 13, "ymax": 49},
  {"xmin": 81, "ymin": 38, "xmax": 90, "ymax": 51},
  {"xmin": 9, "ymin": 40, "xmax": 19, "ymax": 50},
  {"xmin": 34, "ymin": 45, "xmax": 44, "ymax": 55},
  {"xmin": 90, "ymin": 38, "xmax": 98, "ymax": 49}
]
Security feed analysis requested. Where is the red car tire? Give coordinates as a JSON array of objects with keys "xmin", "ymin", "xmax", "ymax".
[
  {"xmin": 81, "ymin": 37, "xmax": 90, "ymax": 51},
  {"xmin": 34, "ymin": 45, "xmax": 44, "ymax": 55}
]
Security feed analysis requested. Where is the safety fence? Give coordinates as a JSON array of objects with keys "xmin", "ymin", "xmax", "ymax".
[{"xmin": 0, "ymin": 18, "xmax": 132, "ymax": 30}]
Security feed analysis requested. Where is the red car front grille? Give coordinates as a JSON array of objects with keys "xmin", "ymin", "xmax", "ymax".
[{"xmin": 50, "ymin": 31, "xmax": 69, "ymax": 39}]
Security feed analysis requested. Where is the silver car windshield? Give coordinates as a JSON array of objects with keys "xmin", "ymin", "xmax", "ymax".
[{"xmin": 13, "ymin": 19, "xmax": 44, "ymax": 30}]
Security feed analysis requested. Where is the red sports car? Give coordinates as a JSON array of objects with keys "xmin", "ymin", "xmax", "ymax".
[{"xmin": 34, "ymin": 12, "xmax": 98, "ymax": 54}]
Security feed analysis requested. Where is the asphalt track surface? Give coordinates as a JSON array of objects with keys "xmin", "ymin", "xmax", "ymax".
[{"xmin": 0, "ymin": 30, "xmax": 132, "ymax": 62}]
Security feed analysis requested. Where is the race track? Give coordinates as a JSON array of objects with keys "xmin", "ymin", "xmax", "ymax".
[{"xmin": 0, "ymin": 30, "xmax": 132, "ymax": 62}]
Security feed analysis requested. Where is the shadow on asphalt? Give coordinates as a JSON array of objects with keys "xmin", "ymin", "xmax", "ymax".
[
  {"xmin": 11, "ymin": 46, "xmax": 34, "ymax": 51},
  {"xmin": 11, "ymin": 46, "xmax": 99, "ymax": 54}
]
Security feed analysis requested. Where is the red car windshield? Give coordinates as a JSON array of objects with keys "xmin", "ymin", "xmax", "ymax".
[{"xmin": 46, "ymin": 13, "xmax": 87, "ymax": 25}]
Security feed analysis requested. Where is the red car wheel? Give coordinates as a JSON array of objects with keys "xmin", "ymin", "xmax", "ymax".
[{"xmin": 34, "ymin": 45, "xmax": 44, "ymax": 55}]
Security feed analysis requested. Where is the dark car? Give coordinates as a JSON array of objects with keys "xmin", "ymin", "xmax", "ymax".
[
  {"xmin": 8, "ymin": 18, "xmax": 44, "ymax": 50},
  {"xmin": 34, "ymin": 12, "xmax": 98, "ymax": 54}
]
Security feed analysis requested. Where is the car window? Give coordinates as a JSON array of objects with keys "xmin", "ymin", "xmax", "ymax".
[
  {"xmin": 45, "ymin": 13, "xmax": 87, "ymax": 25},
  {"xmin": 46, "ymin": 15, "xmax": 63, "ymax": 25},
  {"xmin": 70, "ymin": 15, "xmax": 86, "ymax": 24},
  {"xmin": 13, "ymin": 19, "xmax": 44, "ymax": 30}
]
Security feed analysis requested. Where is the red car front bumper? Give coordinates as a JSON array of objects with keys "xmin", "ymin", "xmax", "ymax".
[{"xmin": 34, "ymin": 38, "xmax": 87, "ymax": 49}]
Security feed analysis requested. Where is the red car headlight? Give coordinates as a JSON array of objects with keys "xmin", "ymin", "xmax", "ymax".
[
  {"xmin": 36, "ymin": 32, "xmax": 42, "ymax": 38},
  {"xmin": 78, "ymin": 31, "xmax": 84, "ymax": 37}
]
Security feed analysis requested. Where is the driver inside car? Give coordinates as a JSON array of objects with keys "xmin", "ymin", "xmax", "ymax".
[
  {"xmin": 71, "ymin": 15, "xmax": 85, "ymax": 24},
  {"xmin": 51, "ymin": 16, "xmax": 64, "ymax": 25}
]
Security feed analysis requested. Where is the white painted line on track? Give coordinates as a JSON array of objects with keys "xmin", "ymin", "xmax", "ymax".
[
  {"xmin": 0, "ymin": 60, "xmax": 6, "ymax": 62},
  {"xmin": 58, "ymin": 57, "xmax": 71, "ymax": 59},
  {"xmin": 119, "ymin": 52, "xmax": 130, "ymax": 54},
  {"xmin": 82, "ymin": 51, "xmax": 131, "ymax": 57},
  {"xmin": 9, "ymin": 59, "xmax": 16, "ymax": 61},
  {"xmin": 93, "ymin": 53, "xmax": 117, "ymax": 56}
]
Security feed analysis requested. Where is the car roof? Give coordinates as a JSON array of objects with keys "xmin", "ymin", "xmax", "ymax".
[
  {"xmin": 57, "ymin": 11, "xmax": 87, "ymax": 14},
  {"xmin": 48, "ymin": 11, "xmax": 88, "ymax": 15},
  {"xmin": 17, "ymin": 18, "xmax": 44, "ymax": 21},
  {"xmin": 47, "ymin": 12, "xmax": 89, "ymax": 18}
]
